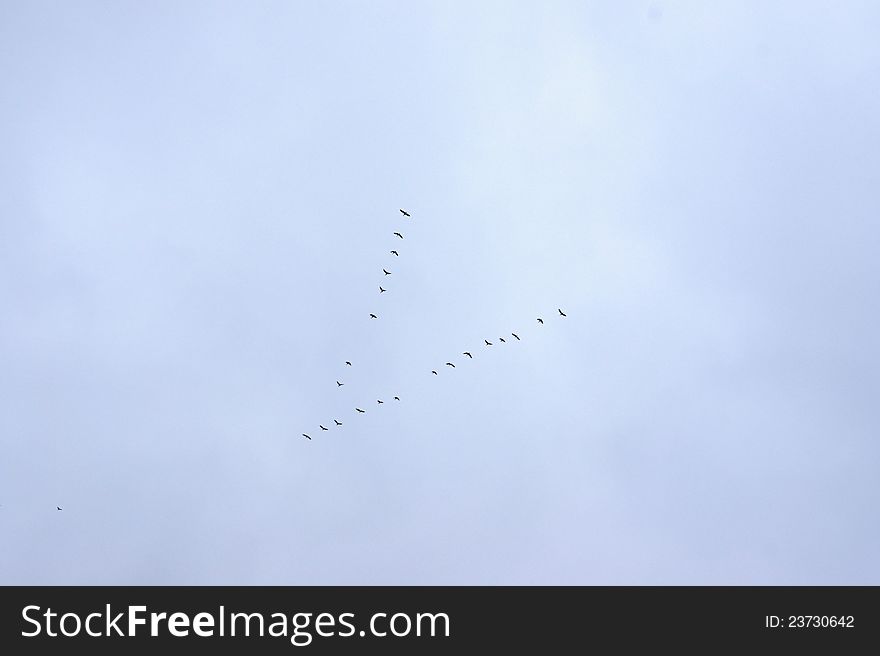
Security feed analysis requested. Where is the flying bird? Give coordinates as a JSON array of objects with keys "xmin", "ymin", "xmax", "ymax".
[
  {"xmin": 400, "ymin": 209, "xmax": 411, "ymax": 217},
  {"xmin": 320, "ymin": 425, "xmax": 328, "ymax": 431},
  {"xmin": 334, "ymin": 419, "xmax": 342, "ymax": 426},
  {"xmin": 337, "ymin": 381, "xmax": 344, "ymax": 387},
  {"xmin": 56, "ymin": 506, "xmax": 63, "ymax": 511},
  {"xmin": 390, "ymin": 250, "xmax": 399, "ymax": 256},
  {"xmin": 394, "ymin": 396, "xmax": 400, "ymax": 401},
  {"xmin": 537, "ymin": 318, "xmax": 544, "ymax": 324},
  {"xmin": 379, "ymin": 286, "xmax": 386, "ymax": 293},
  {"xmin": 383, "ymin": 269, "xmax": 391, "ymax": 275},
  {"xmin": 511, "ymin": 333, "xmax": 520, "ymax": 340},
  {"xmin": 302, "ymin": 434, "xmax": 311, "ymax": 440},
  {"xmin": 369, "ymin": 313, "xmax": 378, "ymax": 319},
  {"xmin": 356, "ymin": 407, "xmax": 365, "ymax": 413},
  {"xmin": 345, "ymin": 361, "xmax": 352, "ymax": 366},
  {"xmin": 463, "ymin": 352, "xmax": 473, "ymax": 358},
  {"xmin": 377, "ymin": 399, "xmax": 384, "ymax": 404},
  {"xmin": 558, "ymin": 308, "xmax": 567, "ymax": 317},
  {"xmin": 431, "ymin": 370, "xmax": 438, "ymax": 375},
  {"xmin": 499, "ymin": 337, "xmax": 506, "ymax": 343},
  {"xmin": 445, "ymin": 362, "xmax": 455, "ymax": 368},
  {"xmin": 485, "ymin": 339, "xmax": 492, "ymax": 346},
  {"xmin": 393, "ymin": 232, "xmax": 404, "ymax": 239}
]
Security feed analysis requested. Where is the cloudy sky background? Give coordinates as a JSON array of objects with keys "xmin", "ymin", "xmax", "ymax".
[{"xmin": 1, "ymin": 1, "xmax": 878, "ymax": 584}]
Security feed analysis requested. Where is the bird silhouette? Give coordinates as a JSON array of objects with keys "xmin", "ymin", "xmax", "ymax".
[
  {"xmin": 393, "ymin": 232, "xmax": 404, "ymax": 239},
  {"xmin": 383, "ymin": 268, "xmax": 391, "ymax": 275},
  {"xmin": 320, "ymin": 425, "xmax": 328, "ymax": 431},
  {"xmin": 390, "ymin": 250, "xmax": 399, "ymax": 256},
  {"xmin": 485, "ymin": 339, "xmax": 492, "ymax": 346},
  {"xmin": 379, "ymin": 286, "xmax": 386, "ymax": 293},
  {"xmin": 377, "ymin": 399, "xmax": 384, "ymax": 404},
  {"xmin": 463, "ymin": 352, "xmax": 473, "ymax": 358},
  {"xmin": 445, "ymin": 362, "xmax": 455, "ymax": 368},
  {"xmin": 537, "ymin": 318, "xmax": 544, "ymax": 324},
  {"xmin": 337, "ymin": 381, "xmax": 344, "ymax": 387},
  {"xmin": 394, "ymin": 396, "xmax": 400, "ymax": 401},
  {"xmin": 56, "ymin": 506, "xmax": 63, "ymax": 511},
  {"xmin": 334, "ymin": 419, "xmax": 342, "ymax": 426},
  {"xmin": 356, "ymin": 408, "xmax": 365, "ymax": 413},
  {"xmin": 369, "ymin": 313, "xmax": 378, "ymax": 319},
  {"xmin": 302, "ymin": 434, "xmax": 311, "ymax": 440},
  {"xmin": 345, "ymin": 361, "xmax": 352, "ymax": 366},
  {"xmin": 558, "ymin": 308, "xmax": 567, "ymax": 317},
  {"xmin": 431, "ymin": 370, "xmax": 438, "ymax": 375},
  {"xmin": 499, "ymin": 337, "xmax": 506, "ymax": 343},
  {"xmin": 400, "ymin": 209, "xmax": 411, "ymax": 217},
  {"xmin": 511, "ymin": 333, "xmax": 520, "ymax": 340}
]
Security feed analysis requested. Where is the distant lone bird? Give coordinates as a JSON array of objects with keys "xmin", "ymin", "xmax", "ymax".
[
  {"xmin": 558, "ymin": 308, "xmax": 567, "ymax": 317},
  {"xmin": 394, "ymin": 396, "xmax": 400, "ymax": 401},
  {"xmin": 56, "ymin": 506, "xmax": 63, "ymax": 511},
  {"xmin": 337, "ymin": 381, "xmax": 344, "ymax": 387},
  {"xmin": 334, "ymin": 419, "xmax": 342, "ymax": 426},
  {"xmin": 499, "ymin": 337, "xmax": 506, "ymax": 343},
  {"xmin": 302, "ymin": 434, "xmax": 311, "ymax": 440},
  {"xmin": 400, "ymin": 209, "xmax": 411, "ymax": 217},
  {"xmin": 485, "ymin": 339, "xmax": 492, "ymax": 346},
  {"xmin": 369, "ymin": 313, "xmax": 378, "ymax": 319},
  {"xmin": 431, "ymin": 370, "xmax": 438, "ymax": 375},
  {"xmin": 463, "ymin": 352, "xmax": 473, "ymax": 358},
  {"xmin": 356, "ymin": 407, "xmax": 365, "ymax": 413},
  {"xmin": 445, "ymin": 362, "xmax": 455, "ymax": 368},
  {"xmin": 320, "ymin": 425, "xmax": 328, "ymax": 431},
  {"xmin": 512, "ymin": 333, "xmax": 520, "ymax": 340},
  {"xmin": 345, "ymin": 361, "xmax": 352, "ymax": 366},
  {"xmin": 379, "ymin": 286, "xmax": 386, "ymax": 293},
  {"xmin": 537, "ymin": 318, "xmax": 544, "ymax": 324},
  {"xmin": 377, "ymin": 399, "xmax": 384, "ymax": 404},
  {"xmin": 383, "ymin": 268, "xmax": 391, "ymax": 275},
  {"xmin": 390, "ymin": 250, "xmax": 399, "ymax": 256},
  {"xmin": 393, "ymin": 232, "xmax": 404, "ymax": 239}
]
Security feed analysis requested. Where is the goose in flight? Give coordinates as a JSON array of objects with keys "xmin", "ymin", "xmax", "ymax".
[
  {"xmin": 393, "ymin": 232, "xmax": 404, "ymax": 239},
  {"xmin": 431, "ymin": 370, "xmax": 438, "ymax": 375},
  {"xmin": 499, "ymin": 337, "xmax": 506, "ymax": 343},
  {"xmin": 377, "ymin": 399, "xmax": 384, "ymax": 404},
  {"xmin": 394, "ymin": 396, "xmax": 400, "ymax": 401},
  {"xmin": 485, "ymin": 339, "xmax": 492, "ymax": 346},
  {"xmin": 334, "ymin": 419, "xmax": 342, "ymax": 426},
  {"xmin": 445, "ymin": 362, "xmax": 455, "ymax": 368},
  {"xmin": 463, "ymin": 352, "xmax": 473, "ymax": 358},
  {"xmin": 369, "ymin": 313, "xmax": 378, "ymax": 319},
  {"xmin": 320, "ymin": 425, "xmax": 328, "ymax": 431},
  {"xmin": 537, "ymin": 318, "xmax": 544, "ymax": 324},
  {"xmin": 356, "ymin": 407, "xmax": 365, "ymax": 413},
  {"xmin": 56, "ymin": 506, "xmax": 63, "ymax": 511},
  {"xmin": 337, "ymin": 381, "xmax": 344, "ymax": 387},
  {"xmin": 379, "ymin": 286, "xmax": 386, "ymax": 293},
  {"xmin": 383, "ymin": 268, "xmax": 391, "ymax": 275},
  {"xmin": 558, "ymin": 308, "xmax": 567, "ymax": 317},
  {"xmin": 511, "ymin": 333, "xmax": 520, "ymax": 340},
  {"xmin": 302, "ymin": 434, "xmax": 311, "ymax": 440},
  {"xmin": 390, "ymin": 250, "xmax": 399, "ymax": 256},
  {"xmin": 399, "ymin": 209, "xmax": 411, "ymax": 217},
  {"xmin": 345, "ymin": 361, "xmax": 352, "ymax": 366}
]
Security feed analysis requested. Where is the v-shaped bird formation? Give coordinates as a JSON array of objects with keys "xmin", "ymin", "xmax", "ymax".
[{"xmin": 302, "ymin": 207, "xmax": 567, "ymax": 441}]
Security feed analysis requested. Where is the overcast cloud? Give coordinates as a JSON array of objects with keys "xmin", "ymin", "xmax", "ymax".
[{"xmin": 1, "ymin": 1, "xmax": 878, "ymax": 584}]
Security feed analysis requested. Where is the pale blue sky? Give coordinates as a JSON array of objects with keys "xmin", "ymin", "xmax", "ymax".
[{"xmin": 1, "ymin": 1, "xmax": 879, "ymax": 584}]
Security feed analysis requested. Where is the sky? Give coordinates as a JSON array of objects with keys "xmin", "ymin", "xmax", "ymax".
[{"xmin": 1, "ymin": 1, "xmax": 879, "ymax": 584}]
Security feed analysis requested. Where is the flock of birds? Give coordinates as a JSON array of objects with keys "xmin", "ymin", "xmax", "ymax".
[
  {"xmin": 301, "ymin": 208, "xmax": 567, "ymax": 441},
  {"xmin": 17, "ymin": 207, "xmax": 567, "ymax": 512}
]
